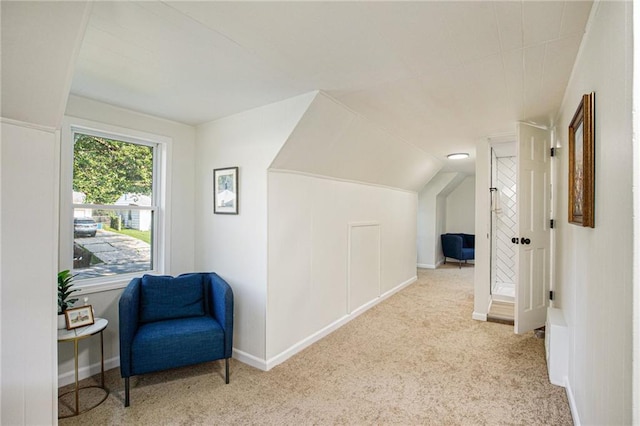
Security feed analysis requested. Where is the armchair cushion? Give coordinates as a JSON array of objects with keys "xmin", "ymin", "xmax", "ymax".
[
  {"xmin": 140, "ymin": 274, "xmax": 205, "ymax": 323},
  {"xmin": 132, "ymin": 316, "xmax": 225, "ymax": 375}
]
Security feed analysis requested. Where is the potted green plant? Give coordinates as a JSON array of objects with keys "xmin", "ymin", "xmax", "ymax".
[{"xmin": 58, "ymin": 270, "xmax": 79, "ymax": 329}]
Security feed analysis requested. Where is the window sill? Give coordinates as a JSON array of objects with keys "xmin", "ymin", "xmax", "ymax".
[{"xmin": 73, "ymin": 271, "xmax": 157, "ymax": 295}]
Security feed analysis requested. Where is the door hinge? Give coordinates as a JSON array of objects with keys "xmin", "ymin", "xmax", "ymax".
[
  {"xmin": 550, "ymin": 147, "xmax": 556, "ymax": 157},
  {"xmin": 550, "ymin": 219, "xmax": 555, "ymax": 229},
  {"xmin": 549, "ymin": 290, "xmax": 555, "ymax": 301}
]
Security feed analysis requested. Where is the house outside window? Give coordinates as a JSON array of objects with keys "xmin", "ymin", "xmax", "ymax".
[{"xmin": 60, "ymin": 119, "xmax": 169, "ymax": 290}]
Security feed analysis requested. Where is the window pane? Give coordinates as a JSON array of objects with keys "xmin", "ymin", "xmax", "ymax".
[
  {"xmin": 73, "ymin": 133, "xmax": 154, "ymax": 204},
  {"xmin": 73, "ymin": 209, "xmax": 153, "ymax": 280}
]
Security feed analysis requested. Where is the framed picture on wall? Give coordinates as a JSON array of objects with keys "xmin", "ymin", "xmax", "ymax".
[
  {"xmin": 213, "ymin": 167, "xmax": 239, "ymax": 215},
  {"xmin": 568, "ymin": 92, "xmax": 595, "ymax": 228}
]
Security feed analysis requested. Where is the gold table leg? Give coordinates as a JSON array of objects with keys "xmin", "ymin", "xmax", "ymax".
[
  {"xmin": 100, "ymin": 330, "xmax": 105, "ymax": 388},
  {"xmin": 74, "ymin": 339, "xmax": 79, "ymax": 415}
]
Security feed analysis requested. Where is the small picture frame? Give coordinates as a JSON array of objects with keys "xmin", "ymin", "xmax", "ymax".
[
  {"xmin": 568, "ymin": 92, "xmax": 595, "ymax": 228},
  {"xmin": 65, "ymin": 305, "xmax": 95, "ymax": 330},
  {"xmin": 214, "ymin": 167, "xmax": 239, "ymax": 215}
]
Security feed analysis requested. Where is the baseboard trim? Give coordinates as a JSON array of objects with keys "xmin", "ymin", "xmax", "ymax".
[
  {"xmin": 383, "ymin": 276, "xmax": 417, "ymax": 298},
  {"xmin": 565, "ymin": 378, "xmax": 581, "ymax": 425},
  {"xmin": 58, "ymin": 349, "xmax": 269, "ymax": 387},
  {"xmin": 472, "ymin": 311, "xmax": 487, "ymax": 321},
  {"xmin": 265, "ymin": 315, "xmax": 349, "ymax": 371},
  {"xmin": 232, "ymin": 348, "xmax": 268, "ymax": 371},
  {"xmin": 417, "ymin": 260, "xmax": 444, "ymax": 269},
  {"xmin": 265, "ymin": 276, "xmax": 417, "ymax": 371},
  {"xmin": 58, "ymin": 355, "xmax": 120, "ymax": 387}
]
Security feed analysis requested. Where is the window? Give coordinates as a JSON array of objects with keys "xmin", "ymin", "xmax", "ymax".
[{"xmin": 61, "ymin": 120, "xmax": 168, "ymax": 290}]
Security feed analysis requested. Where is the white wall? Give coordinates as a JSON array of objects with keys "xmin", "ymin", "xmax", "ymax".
[
  {"xmin": 58, "ymin": 96, "xmax": 197, "ymax": 385},
  {"xmin": 554, "ymin": 2, "xmax": 633, "ymax": 423},
  {"xmin": 267, "ymin": 172, "xmax": 417, "ymax": 364},
  {"xmin": 417, "ymin": 172, "xmax": 465, "ymax": 268},
  {"xmin": 1, "ymin": 121, "xmax": 59, "ymax": 424},
  {"xmin": 445, "ymin": 176, "xmax": 476, "ymax": 234},
  {"xmin": 194, "ymin": 93, "xmax": 316, "ymax": 363},
  {"xmin": 473, "ymin": 139, "xmax": 491, "ymax": 321}
]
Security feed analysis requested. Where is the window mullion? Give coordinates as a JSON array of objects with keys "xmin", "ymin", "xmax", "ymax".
[{"xmin": 73, "ymin": 204, "xmax": 156, "ymax": 211}]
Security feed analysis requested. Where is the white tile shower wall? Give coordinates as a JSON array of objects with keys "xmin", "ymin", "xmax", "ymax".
[{"xmin": 493, "ymin": 156, "xmax": 517, "ymax": 290}]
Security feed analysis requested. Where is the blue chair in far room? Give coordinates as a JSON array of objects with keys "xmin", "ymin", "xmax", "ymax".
[
  {"xmin": 119, "ymin": 272, "xmax": 234, "ymax": 407},
  {"xmin": 441, "ymin": 233, "xmax": 475, "ymax": 268}
]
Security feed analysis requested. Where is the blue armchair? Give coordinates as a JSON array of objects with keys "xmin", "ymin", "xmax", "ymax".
[
  {"xmin": 441, "ymin": 233, "xmax": 475, "ymax": 268},
  {"xmin": 119, "ymin": 272, "xmax": 234, "ymax": 407}
]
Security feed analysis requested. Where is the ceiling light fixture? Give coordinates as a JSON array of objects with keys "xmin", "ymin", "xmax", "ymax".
[{"xmin": 447, "ymin": 153, "xmax": 469, "ymax": 160}]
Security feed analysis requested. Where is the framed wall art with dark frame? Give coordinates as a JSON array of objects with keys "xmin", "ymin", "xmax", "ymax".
[
  {"xmin": 213, "ymin": 167, "xmax": 239, "ymax": 215},
  {"xmin": 568, "ymin": 92, "xmax": 595, "ymax": 228}
]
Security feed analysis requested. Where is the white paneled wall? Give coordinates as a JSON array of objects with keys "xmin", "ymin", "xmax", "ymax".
[
  {"xmin": 267, "ymin": 172, "xmax": 417, "ymax": 365},
  {"xmin": 348, "ymin": 223, "xmax": 381, "ymax": 313},
  {"xmin": 553, "ymin": 2, "xmax": 633, "ymax": 423},
  {"xmin": 1, "ymin": 121, "xmax": 58, "ymax": 425}
]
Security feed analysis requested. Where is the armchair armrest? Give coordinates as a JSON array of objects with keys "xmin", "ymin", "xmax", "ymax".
[
  {"xmin": 119, "ymin": 277, "xmax": 141, "ymax": 378},
  {"xmin": 206, "ymin": 273, "xmax": 234, "ymax": 358},
  {"xmin": 462, "ymin": 234, "xmax": 475, "ymax": 249}
]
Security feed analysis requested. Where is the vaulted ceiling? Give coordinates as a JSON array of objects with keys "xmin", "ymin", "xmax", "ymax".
[{"xmin": 69, "ymin": 1, "xmax": 592, "ymax": 174}]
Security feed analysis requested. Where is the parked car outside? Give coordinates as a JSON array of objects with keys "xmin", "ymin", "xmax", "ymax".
[{"xmin": 74, "ymin": 217, "xmax": 97, "ymax": 237}]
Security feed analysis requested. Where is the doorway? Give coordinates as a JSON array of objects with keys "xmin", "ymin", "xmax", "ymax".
[
  {"xmin": 490, "ymin": 142, "xmax": 517, "ymax": 302},
  {"xmin": 475, "ymin": 125, "xmax": 551, "ymax": 331}
]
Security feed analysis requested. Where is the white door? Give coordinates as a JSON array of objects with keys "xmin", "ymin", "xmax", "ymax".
[{"xmin": 515, "ymin": 123, "xmax": 551, "ymax": 334}]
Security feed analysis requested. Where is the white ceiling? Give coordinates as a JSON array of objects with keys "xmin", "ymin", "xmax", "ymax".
[{"xmin": 70, "ymin": 1, "xmax": 593, "ymax": 174}]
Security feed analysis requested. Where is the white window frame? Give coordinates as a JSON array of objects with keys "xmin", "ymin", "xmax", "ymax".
[{"xmin": 60, "ymin": 117, "xmax": 171, "ymax": 294}]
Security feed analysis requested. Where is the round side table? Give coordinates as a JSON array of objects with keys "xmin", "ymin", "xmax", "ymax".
[{"xmin": 57, "ymin": 318, "xmax": 109, "ymax": 418}]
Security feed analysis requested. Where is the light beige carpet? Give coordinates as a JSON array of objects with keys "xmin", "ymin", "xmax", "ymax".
[{"xmin": 59, "ymin": 265, "xmax": 572, "ymax": 425}]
